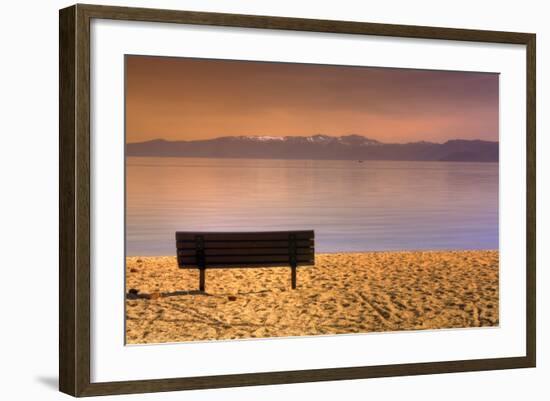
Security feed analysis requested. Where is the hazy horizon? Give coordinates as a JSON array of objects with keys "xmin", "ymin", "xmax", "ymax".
[
  {"xmin": 126, "ymin": 56, "xmax": 499, "ymax": 144},
  {"xmin": 126, "ymin": 133, "xmax": 499, "ymax": 145}
]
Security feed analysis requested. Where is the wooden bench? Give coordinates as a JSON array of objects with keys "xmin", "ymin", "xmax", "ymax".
[{"xmin": 175, "ymin": 230, "xmax": 315, "ymax": 292}]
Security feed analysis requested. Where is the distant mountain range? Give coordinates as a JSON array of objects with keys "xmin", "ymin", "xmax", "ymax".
[{"xmin": 126, "ymin": 135, "xmax": 498, "ymax": 162}]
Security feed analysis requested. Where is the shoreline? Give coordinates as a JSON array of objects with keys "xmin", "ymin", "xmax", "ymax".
[
  {"xmin": 126, "ymin": 248, "xmax": 499, "ymax": 258},
  {"xmin": 126, "ymin": 155, "xmax": 499, "ymax": 163}
]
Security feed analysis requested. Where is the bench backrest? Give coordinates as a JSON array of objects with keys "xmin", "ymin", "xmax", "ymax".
[{"xmin": 176, "ymin": 231, "xmax": 314, "ymax": 268}]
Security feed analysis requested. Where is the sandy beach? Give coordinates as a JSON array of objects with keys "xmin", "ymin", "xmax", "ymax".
[{"xmin": 125, "ymin": 250, "xmax": 498, "ymax": 344}]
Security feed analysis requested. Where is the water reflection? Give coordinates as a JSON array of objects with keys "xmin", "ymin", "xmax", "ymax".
[{"xmin": 126, "ymin": 157, "xmax": 498, "ymax": 256}]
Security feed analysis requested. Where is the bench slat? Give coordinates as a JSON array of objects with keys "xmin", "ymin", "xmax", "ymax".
[
  {"xmin": 175, "ymin": 231, "xmax": 314, "ymax": 241},
  {"xmin": 178, "ymin": 254, "xmax": 314, "ymax": 265},
  {"xmin": 178, "ymin": 262, "xmax": 313, "ymax": 268},
  {"xmin": 178, "ymin": 248, "xmax": 313, "ymax": 256},
  {"xmin": 176, "ymin": 240, "xmax": 313, "ymax": 249}
]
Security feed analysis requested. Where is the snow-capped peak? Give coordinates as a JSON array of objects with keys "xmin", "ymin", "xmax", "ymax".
[
  {"xmin": 222, "ymin": 134, "xmax": 380, "ymax": 146},
  {"xmin": 307, "ymin": 134, "xmax": 332, "ymax": 142},
  {"xmin": 248, "ymin": 135, "xmax": 285, "ymax": 141}
]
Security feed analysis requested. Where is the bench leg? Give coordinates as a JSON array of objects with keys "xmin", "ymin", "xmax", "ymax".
[
  {"xmin": 291, "ymin": 266, "xmax": 297, "ymax": 289},
  {"xmin": 199, "ymin": 268, "xmax": 206, "ymax": 292}
]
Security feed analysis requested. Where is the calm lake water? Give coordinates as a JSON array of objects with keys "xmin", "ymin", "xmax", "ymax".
[{"xmin": 126, "ymin": 157, "xmax": 498, "ymax": 256}]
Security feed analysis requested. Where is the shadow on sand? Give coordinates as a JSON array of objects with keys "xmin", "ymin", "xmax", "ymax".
[
  {"xmin": 126, "ymin": 288, "xmax": 274, "ymax": 300},
  {"xmin": 126, "ymin": 289, "xmax": 208, "ymax": 299}
]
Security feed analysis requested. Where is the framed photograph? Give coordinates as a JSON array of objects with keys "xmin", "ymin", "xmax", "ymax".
[{"xmin": 59, "ymin": 4, "xmax": 536, "ymax": 397}]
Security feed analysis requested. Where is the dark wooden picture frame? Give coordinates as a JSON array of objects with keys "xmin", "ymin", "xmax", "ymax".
[{"xmin": 59, "ymin": 3, "xmax": 536, "ymax": 397}]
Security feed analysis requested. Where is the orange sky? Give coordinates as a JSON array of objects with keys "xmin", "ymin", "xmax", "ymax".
[{"xmin": 126, "ymin": 55, "xmax": 499, "ymax": 144}]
